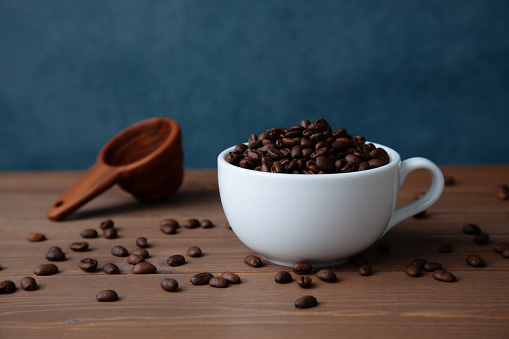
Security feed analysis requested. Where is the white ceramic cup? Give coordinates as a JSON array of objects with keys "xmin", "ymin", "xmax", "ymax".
[{"xmin": 217, "ymin": 143, "xmax": 444, "ymax": 267}]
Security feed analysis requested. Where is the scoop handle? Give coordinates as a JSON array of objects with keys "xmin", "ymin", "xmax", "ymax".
[{"xmin": 46, "ymin": 162, "xmax": 120, "ymax": 221}]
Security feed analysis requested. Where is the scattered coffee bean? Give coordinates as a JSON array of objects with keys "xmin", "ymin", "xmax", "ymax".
[
  {"xmin": 103, "ymin": 263, "xmax": 120, "ymax": 274},
  {"xmin": 433, "ymin": 270, "xmax": 456, "ymax": 283},
  {"xmin": 466, "ymin": 254, "xmax": 486, "ymax": 267},
  {"xmin": 166, "ymin": 255, "xmax": 186, "ymax": 267},
  {"xmin": 160, "ymin": 223, "xmax": 177, "ymax": 235},
  {"xmin": 502, "ymin": 249, "xmax": 509, "ymax": 258},
  {"xmin": 187, "ymin": 246, "xmax": 202, "ymax": 257},
  {"xmin": 244, "ymin": 255, "xmax": 263, "ymax": 268},
  {"xmin": 439, "ymin": 244, "xmax": 453, "ymax": 253},
  {"xmin": 111, "ymin": 246, "xmax": 129, "ymax": 257},
  {"xmin": 45, "ymin": 247, "xmax": 65, "ymax": 261},
  {"xmin": 377, "ymin": 242, "xmax": 391, "ymax": 253},
  {"xmin": 297, "ymin": 276, "xmax": 312, "ymax": 288},
  {"xmin": 493, "ymin": 242, "xmax": 509, "ymax": 253},
  {"xmin": 103, "ymin": 228, "xmax": 117, "ymax": 239},
  {"xmin": 444, "ymin": 175, "xmax": 455, "ymax": 186},
  {"xmin": 221, "ymin": 272, "xmax": 241, "ymax": 284},
  {"xmin": 423, "ymin": 262, "xmax": 442, "ymax": 272},
  {"xmin": 131, "ymin": 248, "xmax": 149, "ymax": 258},
  {"xmin": 316, "ymin": 269, "xmax": 337, "ymax": 282},
  {"xmin": 405, "ymin": 264, "xmax": 422, "ymax": 277},
  {"xmin": 496, "ymin": 184, "xmax": 509, "ymax": 200},
  {"xmin": 275, "ymin": 271, "xmax": 292, "ymax": 284},
  {"xmin": 132, "ymin": 262, "xmax": 157, "ymax": 274},
  {"xmin": 209, "ymin": 276, "xmax": 229, "ymax": 288},
  {"xmin": 69, "ymin": 242, "xmax": 89, "ymax": 252},
  {"xmin": 79, "ymin": 258, "xmax": 98, "ymax": 272},
  {"xmin": 161, "ymin": 278, "xmax": 179, "ymax": 292},
  {"xmin": 410, "ymin": 259, "xmax": 427, "ymax": 269},
  {"xmin": 34, "ymin": 263, "xmax": 58, "ymax": 276},
  {"xmin": 474, "ymin": 233, "xmax": 490, "ymax": 244},
  {"xmin": 80, "ymin": 229, "xmax": 98, "ymax": 239},
  {"xmin": 295, "ymin": 295, "xmax": 318, "ymax": 309},
  {"xmin": 26, "ymin": 233, "xmax": 46, "ymax": 242},
  {"xmin": 463, "ymin": 223, "xmax": 482, "ymax": 235},
  {"xmin": 96, "ymin": 289, "xmax": 118, "ymax": 302},
  {"xmin": 100, "ymin": 219, "xmax": 114, "ymax": 230},
  {"xmin": 200, "ymin": 219, "xmax": 214, "ymax": 228},
  {"xmin": 293, "ymin": 262, "xmax": 312, "ymax": 274},
  {"xmin": 135, "ymin": 237, "xmax": 148, "ymax": 248},
  {"xmin": 183, "ymin": 219, "xmax": 200, "ymax": 229},
  {"xmin": 358, "ymin": 265, "xmax": 373, "ymax": 276},
  {"xmin": 0, "ymin": 280, "xmax": 16, "ymax": 294},
  {"xmin": 191, "ymin": 272, "xmax": 214, "ymax": 285},
  {"xmin": 127, "ymin": 254, "xmax": 145, "ymax": 265},
  {"xmin": 20, "ymin": 277, "xmax": 37, "ymax": 291}
]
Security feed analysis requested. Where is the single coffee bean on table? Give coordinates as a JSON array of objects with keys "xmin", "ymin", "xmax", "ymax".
[
  {"xmin": 136, "ymin": 237, "xmax": 148, "ymax": 248},
  {"xmin": 34, "ymin": 263, "xmax": 59, "ymax": 276},
  {"xmin": 502, "ymin": 249, "xmax": 509, "ymax": 258},
  {"xmin": 80, "ymin": 229, "xmax": 98, "ymax": 239},
  {"xmin": 131, "ymin": 248, "xmax": 150, "ymax": 258},
  {"xmin": 187, "ymin": 246, "xmax": 202, "ymax": 257},
  {"xmin": 466, "ymin": 254, "xmax": 486, "ymax": 267},
  {"xmin": 183, "ymin": 219, "xmax": 200, "ymax": 229},
  {"xmin": 161, "ymin": 278, "xmax": 179, "ymax": 292},
  {"xmin": 209, "ymin": 276, "xmax": 229, "ymax": 288},
  {"xmin": 423, "ymin": 262, "xmax": 442, "ymax": 272},
  {"xmin": 275, "ymin": 271, "xmax": 293, "ymax": 284},
  {"xmin": 221, "ymin": 272, "xmax": 241, "ymax": 284},
  {"xmin": 191, "ymin": 272, "xmax": 214, "ymax": 286},
  {"xmin": 20, "ymin": 277, "xmax": 37, "ymax": 291},
  {"xmin": 111, "ymin": 246, "xmax": 129, "ymax": 257},
  {"xmin": 132, "ymin": 262, "xmax": 157, "ymax": 274},
  {"xmin": 439, "ymin": 244, "xmax": 453, "ymax": 253},
  {"xmin": 0, "ymin": 280, "xmax": 16, "ymax": 294},
  {"xmin": 69, "ymin": 242, "xmax": 89, "ymax": 252},
  {"xmin": 96, "ymin": 289, "xmax": 118, "ymax": 302},
  {"xmin": 496, "ymin": 184, "xmax": 509, "ymax": 200},
  {"xmin": 433, "ymin": 270, "xmax": 456, "ymax": 283},
  {"xmin": 200, "ymin": 219, "xmax": 214, "ymax": 228},
  {"xmin": 410, "ymin": 259, "xmax": 427, "ymax": 269},
  {"xmin": 166, "ymin": 254, "xmax": 186, "ymax": 267},
  {"xmin": 244, "ymin": 255, "xmax": 263, "ymax": 268},
  {"xmin": 493, "ymin": 242, "xmax": 509, "ymax": 253},
  {"xmin": 297, "ymin": 276, "xmax": 312, "ymax": 288},
  {"xmin": 293, "ymin": 262, "xmax": 312, "ymax": 274},
  {"xmin": 463, "ymin": 224, "xmax": 482, "ymax": 235},
  {"xmin": 78, "ymin": 258, "xmax": 98, "ymax": 272},
  {"xmin": 103, "ymin": 228, "xmax": 117, "ymax": 239},
  {"xmin": 45, "ymin": 247, "xmax": 66, "ymax": 261},
  {"xmin": 358, "ymin": 265, "xmax": 373, "ymax": 276},
  {"xmin": 295, "ymin": 295, "xmax": 318, "ymax": 309},
  {"xmin": 405, "ymin": 264, "xmax": 422, "ymax": 277},
  {"xmin": 474, "ymin": 233, "xmax": 490, "ymax": 244},
  {"xmin": 103, "ymin": 263, "xmax": 120, "ymax": 274},
  {"xmin": 316, "ymin": 269, "xmax": 337, "ymax": 282},
  {"xmin": 26, "ymin": 233, "xmax": 46, "ymax": 242},
  {"xmin": 127, "ymin": 254, "xmax": 145, "ymax": 265},
  {"xmin": 100, "ymin": 219, "xmax": 114, "ymax": 230}
]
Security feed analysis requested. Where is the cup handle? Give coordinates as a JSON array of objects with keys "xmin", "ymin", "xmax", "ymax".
[
  {"xmin": 380, "ymin": 157, "xmax": 444, "ymax": 237},
  {"xmin": 46, "ymin": 162, "xmax": 120, "ymax": 221}
]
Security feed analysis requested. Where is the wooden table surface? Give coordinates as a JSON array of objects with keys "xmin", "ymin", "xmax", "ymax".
[{"xmin": 1, "ymin": 167, "xmax": 509, "ymax": 338}]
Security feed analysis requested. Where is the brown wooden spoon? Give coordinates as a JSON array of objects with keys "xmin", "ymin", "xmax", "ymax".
[{"xmin": 46, "ymin": 117, "xmax": 184, "ymax": 221}]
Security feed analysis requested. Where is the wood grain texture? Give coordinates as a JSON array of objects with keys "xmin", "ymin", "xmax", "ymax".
[{"xmin": 1, "ymin": 167, "xmax": 509, "ymax": 338}]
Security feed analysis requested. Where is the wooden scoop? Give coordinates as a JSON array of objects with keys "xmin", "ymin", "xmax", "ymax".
[{"xmin": 47, "ymin": 117, "xmax": 184, "ymax": 221}]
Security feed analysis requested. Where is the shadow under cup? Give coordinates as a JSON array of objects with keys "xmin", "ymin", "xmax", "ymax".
[{"xmin": 217, "ymin": 143, "xmax": 444, "ymax": 268}]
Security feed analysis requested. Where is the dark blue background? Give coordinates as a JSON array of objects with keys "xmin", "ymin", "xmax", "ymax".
[{"xmin": 1, "ymin": 1, "xmax": 508, "ymax": 170}]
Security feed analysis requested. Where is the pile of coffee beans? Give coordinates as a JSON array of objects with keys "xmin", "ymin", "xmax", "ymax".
[{"xmin": 225, "ymin": 118, "xmax": 390, "ymax": 174}]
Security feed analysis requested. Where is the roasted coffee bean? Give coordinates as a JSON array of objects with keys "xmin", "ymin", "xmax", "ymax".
[
  {"xmin": 161, "ymin": 218, "xmax": 179, "ymax": 228},
  {"xmin": 293, "ymin": 262, "xmax": 312, "ymax": 274},
  {"xmin": 377, "ymin": 242, "xmax": 391, "ymax": 253},
  {"xmin": 316, "ymin": 269, "xmax": 337, "ymax": 282},
  {"xmin": 183, "ymin": 219, "xmax": 200, "ymax": 229},
  {"xmin": 358, "ymin": 265, "xmax": 373, "ymax": 276},
  {"xmin": 103, "ymin": 228, "xmax": 117, "ymax": 239},
  {"xmin": 100, "ymin": 219, "xmax": 114, "ymax": 230},
  {"xmin": 494, "ymin": 242, "xmax": 509, "ymax": 253},
  {"xmin": 0, "ymin": 280, "xmax": 16, "ymax": 294},
  {"xmin": 187, "ymin": 246, "xmax": 202, "ymax": 258},
  {"xmin": 502, "ymin": 249, "xmax": 509, "ymax": 258},
  {"xmin": 111, "ymin": 246, "xmax": 129, "ymax": 257},
  {"xmin": 80, "ymin": 229, "xmax": 98, "ymax": 239},
  {"xmin": 439, "ymin": 244, "xmax": 453, "ymax": 253},
  {"xmin": 69, "ymin": 242, "xmax": 89, "ymax": 252},
  {"xmin": 466, "ymin": 254, "xmax": 486, "ymax": 267},
  {"xmin": 423, "ymin": 262, "xmax": 442, "ymax": 272},
  {"xmin": 200, "ymin": 219, "xmax": 214, "ymax": 228},
  {"xmin": 34, "ymin": 263, "xmax": 58, "ymax": 276},
  {"xmin": 295, "ymin": 295, "xmax": 318, "ymax": 309},
  {"xmin": 132, "ymin": 262, "xmax": 157, "ymax": 274},
  {"xmin": 45, "ymin": 247, "xmax": 66, "ymax": 261},
  {"xmin": 496, "ymin": 184, "xmax": 509, "ymax": 200},
  {"xmin": 297, "ymin": 276, "xmax": 312, "ymax": 288},
  {"xmin": 166, "ymin": 255, "xmax": 186, "ymax": 267},
  {"xmin": 275, "ymin": 271, "xmax": 292, "ymax": 284},
  {"xmin": 161, "ymin": 278, "xmax": 179, "ymax": 292},
  {"xmin": 103, "ymin": 263, "xmax": 120, "ymax": 274},
  {"xmin": 410, "ymin": 259, "xmax": 427, "ymax": 269},
  {"xmin": 191, "ymin": 272, "xmax": 214, "ymax": 285},
  {"xmin": 405, "ymin": 264, "xmax": 422, "ymax": 277},
  {"xmin": 209, "ymin": 276, "xmax": 229, "ymax": 288},
  {"xmin": 444, "ymin": 175, "xmax": 455, "ymax": 186},
  {"xmin": 26, "ymin": 233, "xmax": 46, "ymax": 242},
  {"xmin": 127, "ymin": 254, "xmax": 145, "ymax": 265},
  {"xmin": 79, "ymin": 258, "xmax": 98, "ymax": 272},
  {"xmin": 20, "ymin": 277, "xmax": 37, "ymax": 291},
  {"xmin": 136, "ymin": 237, "xmax": 148, "ymax": 248},
  {"xmin": 433, "ymin": 270, "xmax": 456, "ymax": 282},
  {"xmin": 463, "ymin": 223, "xmax": 482, "ymax": 235},
  {"xmin": 131, "ymin": 248, "xmax": 149, "ymax": 258},
  {"xmin": 96, "ymin": 289, "xmax": 118, "ymax": 302},
  {"xmin": 160, "ymin": 224, "xmax": 177, "ymax": 234},
  {"xmin": 244, "ymin": 255, "xmax": 263, "ymax": 268},
  {"xmin": 474, "ymin": 233, "xmax": 490, "ymax": 244},
  {"xmin": 221, "ymin": 272, "xmax": 241, "ymax": 284}
]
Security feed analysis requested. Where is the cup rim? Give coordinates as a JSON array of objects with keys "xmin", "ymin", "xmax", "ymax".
[{"xmin": 217, "ymin": 142, "xmax": 401, "ymax": 178}]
